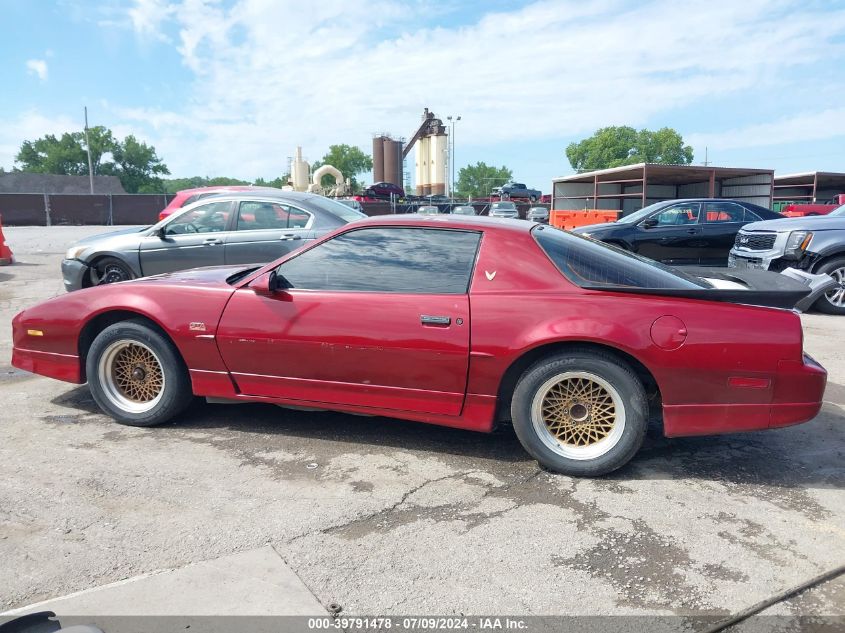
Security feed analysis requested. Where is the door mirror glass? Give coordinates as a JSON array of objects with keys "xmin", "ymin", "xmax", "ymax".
[{"xmin": 251, "ymin": 271, "xmax": 277, "ymax": 296}]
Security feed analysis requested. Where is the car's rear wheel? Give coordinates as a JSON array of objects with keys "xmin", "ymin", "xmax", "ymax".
[
  {"xmin": 815, "ymin": 257, "xmax": 845, "ymax": 315},
  {"xmin": 529, "ymin": 195, "xmax": 538, "ymax": 203},
  {"xmin": 92, "ymin": 257, "xmax": 135, "ymax": 286},
  {"xmin": 86, "ymin": 320, "xmax": 193, "ymax": 426},
  {"xmin": 511, "ymin": 351, "xmax": 648, "ymax": 476}
]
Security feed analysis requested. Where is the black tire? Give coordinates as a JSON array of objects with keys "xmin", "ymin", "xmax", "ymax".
[
  {"xmin": 813, "ymin": 257, "xmax": 845, "ymax": 315},
  {"xmin": 529, "ymin": 195, "xmax": 538, "ymax": 203},
  {"xmin": 510, "ymin": 351, "xmax": 648, "ymax": 476},
  {"xmin": 92, "ymin": 256, "xmax": 136, "ymax": 286},
  {"xmin": 86, "ymin": 319, "xmax": 194, "ymax": 426}
]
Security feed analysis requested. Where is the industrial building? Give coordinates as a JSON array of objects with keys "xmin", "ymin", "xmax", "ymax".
[
  {"xmin": 371, "ymin": 135, "xmax": 405, "ymax": 190},
  {"xmin": 551, "ymin": 163, "xmax": 774, "ymax": 215},
  {"xmin": 773, "ymin": 171, "xmax": 845, "ymax": 205}
]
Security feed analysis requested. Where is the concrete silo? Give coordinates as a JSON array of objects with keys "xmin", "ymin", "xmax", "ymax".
[
  {"xmin": 406, "ymin": 109, "xmax": 447, "ymax": 196},
  {"xmin": 372, "ymin": 137, "xmax": 385, "ymax": 183},
  {"xmin": 383, "ymin": 138, "xmax": 401, "ymax": 188}
]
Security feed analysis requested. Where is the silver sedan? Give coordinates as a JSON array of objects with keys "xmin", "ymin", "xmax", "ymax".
[{"xmin": 61, "ymin": 191, "xmax": 366, "ymax": 291}]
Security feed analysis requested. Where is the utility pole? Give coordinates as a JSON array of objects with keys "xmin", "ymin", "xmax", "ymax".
[
  {"xmin": 703, "ymin": 146, "xmax": 710, "ymax": 167},
  {"xmin": 447, "ymin": 115, "xmax": 461, "ymax": 199},
  {"xmin": 84, "ymin": 106, "xmax": 94, "ymax": 194}
]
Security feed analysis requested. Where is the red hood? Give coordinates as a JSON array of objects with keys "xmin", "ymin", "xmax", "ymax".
[{"xmin": 128, "ymin": 264, "xmax": 260, "ymax": 288}]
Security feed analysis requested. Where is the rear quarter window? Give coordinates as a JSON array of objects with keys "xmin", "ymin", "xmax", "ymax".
[{"xmin": 533, "ymin": 226, "xmax": 706, "ymax": 289}]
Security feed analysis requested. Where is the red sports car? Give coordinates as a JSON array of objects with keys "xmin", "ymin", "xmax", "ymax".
[{"xmin": 11, "ymin": 216, "xmax": 827, "ymax": 476}]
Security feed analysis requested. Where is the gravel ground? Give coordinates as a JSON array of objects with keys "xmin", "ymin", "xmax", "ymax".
[{"xmin": 0, "ymin": 226, "xmax": 843, "ymax": 620}]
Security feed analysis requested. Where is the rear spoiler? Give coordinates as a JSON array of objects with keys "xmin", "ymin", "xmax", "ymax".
[{"xmin": 585, "ymin": 268, "xmax": 835, "ymax": 311}]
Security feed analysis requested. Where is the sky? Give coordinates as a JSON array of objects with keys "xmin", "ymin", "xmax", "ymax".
[{"xmin": 2, "ymin": 0, "xmax": 845, "ymax": 192}]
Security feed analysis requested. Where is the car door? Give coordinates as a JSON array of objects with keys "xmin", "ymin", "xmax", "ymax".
[
  {"xmin": 216, "ymin": 226, "xmax": 481, "ymax": 416},
  {"xmin": 632, "ymin": 202, "xmax": 703, "ymax": 264},
  {"xmin": 139, "ymin": 200, "xmax": 233, "ymax": 276},
  {"xmin": 699, "ymin": 201, "xmax": 753, "ymax": 266},
  {"xmin": 224, "ymin": 200, "xmax": 315, "ymax": 265}
]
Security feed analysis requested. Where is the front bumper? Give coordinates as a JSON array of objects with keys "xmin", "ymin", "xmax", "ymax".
[{"xmin": 61, "ymin": 258, "xmax": 89, "ymax": 292}]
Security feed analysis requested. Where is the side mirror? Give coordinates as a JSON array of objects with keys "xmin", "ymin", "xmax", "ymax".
[
  {"xmin": 251, "ymin": 271, "xmax": 291, "ymax": 297},
  {"xmin": 251, "ymin": 271, "xmax": 278, "ymax": 296},
  {"xmin": 641, "ymin": 217, "xmax": 658, "ymax": 229},
  {"xmin": 155, "ymin": 226, "xmax": 167, "ymax": 239}
]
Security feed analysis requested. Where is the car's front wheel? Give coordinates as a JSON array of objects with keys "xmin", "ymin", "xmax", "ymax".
[
  {"xmin": 92, "ymin": 256, "xmax": 136, "ymax": 286},
  {"xmin": 511, "ymin": 351, "xmax": 648, "ymax": 476},
  {"xmin": 815, "ymin": 257, "xmax": 845, "ymax": 315},
  {"xmin": 86, "ymin": 320, "xmax": 194, "ymax": 426}
]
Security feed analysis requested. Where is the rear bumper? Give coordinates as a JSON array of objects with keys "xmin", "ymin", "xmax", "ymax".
[
  {"xmin": 12, "ymin": 346, "xmax": 84, "ymax": 384},
  {"xmin": 664, "ymin": 354, "xmax": 827, "ymax": 437}
]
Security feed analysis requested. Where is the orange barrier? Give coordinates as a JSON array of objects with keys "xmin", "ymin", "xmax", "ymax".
[
  {"xmin": 549, "ymin": 209, "xmax": 620, "ymax": 231},
  {"xmin": 0, "ymin": 214, "xmax": 13, "ymax": 265}
]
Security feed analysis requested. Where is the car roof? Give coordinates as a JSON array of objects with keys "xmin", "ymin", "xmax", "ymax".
[
  {"xmin": 352, "ymin": 214, "xmax": 535, "ymax": 233},
  {"xmin": 176, "ymin": 185, "xmax": 274, "ymax": 195}
]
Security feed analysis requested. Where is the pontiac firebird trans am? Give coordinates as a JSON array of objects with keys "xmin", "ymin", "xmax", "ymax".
[{"xmin": 12, "ymin": 216, "xmax": 827, "ymax": 476}]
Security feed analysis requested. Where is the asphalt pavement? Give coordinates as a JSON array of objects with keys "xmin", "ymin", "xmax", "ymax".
[{"xmin": 0, "ymin": 226, "xmax": 842, "ymax": 623}]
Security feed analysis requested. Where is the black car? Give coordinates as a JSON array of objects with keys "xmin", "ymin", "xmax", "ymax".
[{"xmin": 572, "ymin": 199, "xmax": 783, "ymax": 266}]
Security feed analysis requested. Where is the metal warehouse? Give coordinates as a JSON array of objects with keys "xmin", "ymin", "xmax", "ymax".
[
  {"xmin": 773, "ymin": 171, "xmax": 845, "ymax": 205},
  {"xmin": 551, "ymin": 163, "xmax": 774, "ymax": 215}
]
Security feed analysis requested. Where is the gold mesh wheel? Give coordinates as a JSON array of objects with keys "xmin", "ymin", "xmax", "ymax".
[
  {"xmin": 97, "ymin": 340, "xmax": 166, "ymax": 414},
  {"xmin": 530, "ymin": 371, "xmax": 625, "ymax": 460}
]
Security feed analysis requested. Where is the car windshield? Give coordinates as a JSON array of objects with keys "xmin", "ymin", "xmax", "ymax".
[
  {"xmin": 614, "ymin": 201, "xmax": 670, "ymax": 224},
  {"xmin": 493, "ymin": 202, "xmax": 516, "ymax": 210},
  {"xmin": 829, "ymin": 203, "xmax": 845, "ymax": 217},
  {"xmin": 533, "ymin": 225, "xmax": 708, "ymax": 289},
  {"xmin": 304, "ymin": 196, "xmax": 367, "ymax": 221}
]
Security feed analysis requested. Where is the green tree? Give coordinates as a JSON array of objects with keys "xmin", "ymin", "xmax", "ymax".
[
  {"xmin": 15, "ymin": 127, "xmax": 170, "ymax": 193},
  {"xmin": 162, "ymin": 176, "xmax": 252, "ymax": 193},
  {"xmin": 253, "ymin": 175, "xmax": 289, "ymax": 189},
  {"xmin": 565, "ymin": 126, "xmax": 693, "ymax": 171},
  {"xmin": 312, "ymin": 144, "xmax": 373, "ymax": 191},
  {"xmin": 109, "ymin": 135, "xmax": 170, "ymax": 193},
  {"xmin": 455, "ymin": 162, "xmax": 513, "ymax": 198}
]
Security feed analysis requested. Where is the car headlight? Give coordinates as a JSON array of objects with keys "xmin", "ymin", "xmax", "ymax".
[
  {"xmin": 65, "ymin": 245, "xmax": 88, "ymax": 260},
  {"xmin": 784, "ymin": 231, "xmax": 813, "ymax": 258}
]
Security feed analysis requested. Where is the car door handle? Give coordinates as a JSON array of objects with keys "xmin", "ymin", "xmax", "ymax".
[
  {"xmin": 420, "ymin": 315, "xmax": 451, "ymax": 326},
  {"xmin": 280, "ymin": 234, "xmax": 302, "ymax": 241},
  {"xmin": 203, "ymin": 238, "xmax": 223, "ymax": 245},
  {"xmin": 686, "ymin": 228, "xmax": 698, "ymax": 234}
]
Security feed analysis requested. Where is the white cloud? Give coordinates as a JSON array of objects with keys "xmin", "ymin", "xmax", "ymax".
[
  {"xmin": 15, "ymin": 0, "xmax": 842, "ymax": 180},
  {"xmin": 687, "ymin": 107, "xmax": 845, "ymax": 151},
  {"xmin": 26, "ymin": 59, "xmax": 48, "ymax": 81}
]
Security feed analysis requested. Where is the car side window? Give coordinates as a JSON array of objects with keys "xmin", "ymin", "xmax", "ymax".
[
  {"xmin": 275, "ymin": 227, "xmax": 481, "ymax": 293},
  {"xmin": 703, "ymin": 202, "xmax": 745, "ymax": 223},
  {"xmin": 236, "ymin": 202, "xmax": 312, "ymax": 230},
  {"xmin": 166, "ymin": 201, "xmax": 232, "ymax": 234},
  {"xmin": 743, "ymin": 208, "xmax": 762, "ymax": 222},
  {"xmin": 653, "ymin": 203, "xmax": 700, "ymax": 226}
]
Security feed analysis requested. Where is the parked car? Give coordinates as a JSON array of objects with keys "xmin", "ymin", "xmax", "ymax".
[
  {"xmin": 417, "ymin": 205, "xmax": 441, "ymax": 215},
  {"xmin": 780, "ymin": 194, "xmax": 845, "ymax": 218},
  {"xmin": 493, "ymin": 182, "xmax": 542, "ymax": 202},
  {"xmin": 729, "ymin": 203, "xmax": 845, "ymax": 314},
  {"xmin": 363, "ymin": 182, "xmax": 405, "ymax": 200},
  {"xmin": 14, "ymin": 217, "xmax": 826, "ymax": 476},
  {"xmin": 526, "ymin": 206, "xmax": 550, "ymax": 223},
  {"xmin": 489, "ymin": 201, "xmax": 519, "ymax": 219},
  {"xmin": 158, "ymin": 185, "xmax": 278, "ymax": 221},
  {"xmin": 573, "ymin": 199, "xmax": 783, "ymax": 266},
  {"xmin": 61, "ymin": 191, "xmax": 365, "ymax": 291},
  {"xmin": 452, "ymin": 205, "xmax": 477, "ymax": 216}
]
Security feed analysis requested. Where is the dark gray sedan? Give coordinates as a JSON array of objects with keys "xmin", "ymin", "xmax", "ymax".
[{"xmin": 61, "ymin": 191, "xmax": 366, "ymax": 291}]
